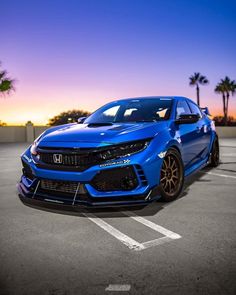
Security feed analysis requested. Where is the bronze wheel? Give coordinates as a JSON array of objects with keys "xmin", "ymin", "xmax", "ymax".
[{"xmin": 159, "ymin": 148, "xmax": 184, "ymax": 202}]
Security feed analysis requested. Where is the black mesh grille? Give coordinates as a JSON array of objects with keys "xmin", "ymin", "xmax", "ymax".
[
  {"xmin": 40, "ymin": 179, "xmax": 78, "ymax": 195},
  {"xmin": 40, "ymin": 153, "xmax": 100, "ymax": 167},
  {"xmin": 91, "ymin": 166, "xmax": 138, "ymax": 191},
  {"xmin": 37, "ymin": 149, "xmax": 103, "ymax": 171}
]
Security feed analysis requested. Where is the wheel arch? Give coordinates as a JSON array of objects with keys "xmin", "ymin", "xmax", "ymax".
[
  {"xmin": 165, "ymin": 139, "xmax": 183, "ymax": 157},
  {"xmin": 168, "ymin": 144, "xmax": 181, "ymax": 155}
]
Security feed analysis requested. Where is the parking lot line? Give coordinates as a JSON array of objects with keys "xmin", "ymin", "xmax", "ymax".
[
  {"xmin": 203, "ymin": 171, "xmax": 236, "ymax": 179},
  {"xmin": 142, "ymin": 236, "xmax": 173, "ymax": 248},
  {"xmin": 123, "ymin": 211, "xmax": 181, "ymax": 239},
  {"xmin": 83, "ymin": 212, "xmax": 145, "ymax": 251},
  {"xmin": 105, "ymin": 284, "xmax": 131, "ymax": 292},
  {"xmin": 84, "ymin": 211, "xmax": 181, "ymax": 251}
]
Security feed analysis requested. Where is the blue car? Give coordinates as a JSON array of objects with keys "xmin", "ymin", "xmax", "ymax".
[{"xmin": 18, "ymin": 96, "xmax": 219, "ymax": 208}]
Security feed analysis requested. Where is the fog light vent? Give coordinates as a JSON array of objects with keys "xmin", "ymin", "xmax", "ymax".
[{"xmin": 91, "ymin": 166, "xmax": 138, "ymax": 191}]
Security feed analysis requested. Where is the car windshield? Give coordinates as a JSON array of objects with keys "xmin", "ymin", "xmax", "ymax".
[{"xmin": 84, "ymin": 98, "xmax": 173, "ymax": 124}]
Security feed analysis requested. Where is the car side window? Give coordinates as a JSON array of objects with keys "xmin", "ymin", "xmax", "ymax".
[
  {"xmin": 188, "ymin": 101, "xmax": 202, "ymax": 118},
  {"xmin": 176, "ymin": 100, "xmax": 191, "ymax": 119}
]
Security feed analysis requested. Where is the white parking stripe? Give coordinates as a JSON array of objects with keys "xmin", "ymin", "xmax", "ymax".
[
  {"xmin": 142, "ymin": 236, "xmax": 173, "ymax": 248},
  {"xmin": 203, "ymin": 171, "xmax": 236, "ymax": 179},
  {"xmin": 123, "ymin": 211, "xmax": 181, "ymax": 239},
  {"xmin": 105, "ymin": 284, "xmax": 131, "ymax": 292},
  {"xmin": 83, "ymin": 213, "xmax": 144, "ymax": 251},
  {"xmin": 84, "ymin": 211, "xmax": 181, "ymax": 251}
]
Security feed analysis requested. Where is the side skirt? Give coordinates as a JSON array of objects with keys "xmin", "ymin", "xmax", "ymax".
[{"xmin": 184, "ymin": 156, "xmax": 209, "ymax": 177}]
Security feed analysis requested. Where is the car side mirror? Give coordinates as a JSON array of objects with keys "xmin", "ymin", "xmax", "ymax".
[
  {"xmin": 200, "ymin": 107, "xmax": 211, "ymax": 116},
  {"xmin": 175, "ymin": 114, "xmax": 199, "ymax": 125},
  {"xmin": 77, "ymin": 117, "xmax": 87, "ymax": 124}
]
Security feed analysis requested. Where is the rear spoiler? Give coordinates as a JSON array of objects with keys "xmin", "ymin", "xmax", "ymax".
[{"xmin": 201, "ymin": 107, "xmax": 211, "ymax": 116}]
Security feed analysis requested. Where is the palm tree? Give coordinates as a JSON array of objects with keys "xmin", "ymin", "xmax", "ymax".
[
  {"xmin": 189, "ymin": 72, "xmax": 209, "ymax": 106},
  {"xmin": 215, "ymin": 83, "xmax": 227, "ymax": 125},
  {"xmin": 0, "ymin": 62, "xmax": 15, "ymax": 96},
  {"xmin": 215, "ymin": 76, "xmax": 236, "ymax": 125},
  {"xmin": 227, "ymin": 78, "xmax": 236, "ymax": 118}
]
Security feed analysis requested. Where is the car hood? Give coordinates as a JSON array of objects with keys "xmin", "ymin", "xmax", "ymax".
[{"xmin": 38, "ymin": 122, "xmax": 168, "ymax": 147}]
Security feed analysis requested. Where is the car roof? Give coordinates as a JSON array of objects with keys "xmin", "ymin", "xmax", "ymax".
[{"xmin": 114, "ymin": 96, "xmax": 192, "ymax": 102}]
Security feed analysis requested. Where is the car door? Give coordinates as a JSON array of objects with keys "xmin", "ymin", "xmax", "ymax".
[
  {"xmin": 187, "ymin": 101, "xmax": 211, "ymax": 161},
  {"xmin": 175, "ymin": 99, "xmax": 200, "ymax": 168}
]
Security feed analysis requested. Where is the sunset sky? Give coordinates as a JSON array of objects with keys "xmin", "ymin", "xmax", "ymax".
[{"xmin": 1, "ymin": 0, "xmax": 236, "ymax": 125}]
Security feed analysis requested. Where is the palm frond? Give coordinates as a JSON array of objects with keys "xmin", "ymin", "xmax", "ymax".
[
  {"xmin": 0, "ymin": 62, "xmax": 16, "ymax": 96},
  {"xmin": 0, "ymin": 70, "xmax": 7, "ymax": 80},
  {"xmin": 199, "ymin": 75, "xmax": 209, "ymax": 85},
  {"xmin": 0, "ymin": 79, "xmax": 15, "ymax": 95}
]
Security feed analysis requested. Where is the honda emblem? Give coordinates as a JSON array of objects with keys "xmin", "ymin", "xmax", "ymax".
[{"xmin": 53, "ymin": 154, "xmax": 63, "ymax": 164}]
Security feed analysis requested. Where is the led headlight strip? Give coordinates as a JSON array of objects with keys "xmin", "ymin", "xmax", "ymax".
[
  {"xmin": 98, "ymin": 138, "xmax": 152, "ymax": 161},
  {"xmin": 30, "ymin": 132, "xmax": 45, "ymax": 156}
]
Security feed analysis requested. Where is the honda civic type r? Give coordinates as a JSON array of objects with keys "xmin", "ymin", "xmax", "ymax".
[{"xmin": 18, "ymin": 97, "xmax": 219, "ymax": 208}]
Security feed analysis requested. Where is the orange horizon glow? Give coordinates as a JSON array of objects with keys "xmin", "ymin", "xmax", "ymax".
[{"xmin": 1, "ymin": 91, "xmax": 236, "ymax": 126}]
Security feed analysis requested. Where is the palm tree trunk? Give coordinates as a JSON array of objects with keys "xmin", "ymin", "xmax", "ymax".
[
  {"xmin": 222, "ymin": 93, "xmax": 227, "ymax": 126},
  {"xmin": 196, "ymin": 85, "xmax": 200, "ymax": 105},
  {"xmin": 225, "ymin": 92, "xmax": 229, "ymax": 126}
]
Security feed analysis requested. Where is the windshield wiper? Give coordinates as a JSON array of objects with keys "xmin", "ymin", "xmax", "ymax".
[
  {"xmin": 134, "ymin": 120, "xmax": 158, "ymax": 123},
  {"xmin": 87, "ymin": 122, "xmax": 114, "ymax": 127}
]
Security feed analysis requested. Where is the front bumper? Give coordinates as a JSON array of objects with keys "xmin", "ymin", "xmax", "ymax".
[
  {"xmin": 18, "ymin": 142, "xmax": 163, "ymax": 208},
  {"xmin": 17, "ymin": 177, "xmax": 160, "ymax": 208}
]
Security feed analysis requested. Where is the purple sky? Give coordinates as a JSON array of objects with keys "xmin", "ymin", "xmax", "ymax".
[{"xmin": 1, "ymin": 0, "xmax": 236, "ymax": 125}]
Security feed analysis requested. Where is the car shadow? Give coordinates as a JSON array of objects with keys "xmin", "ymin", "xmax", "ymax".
[
  {"xmin": 202, "ymin": 162, "xmax": 236, "ymax": 174},
  {"xmin": 215, "ymin": 168, "xmax": 236, "ymax": 173},
  {"xmin": 219, "ymin": 161, "xmax": 236, "ymax": 164},
  {"xmin": 20, "ymin": 167, "xmax": 212, "ymax": 218}
]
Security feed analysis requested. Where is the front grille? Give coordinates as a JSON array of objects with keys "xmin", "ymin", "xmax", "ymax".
[
  {"xmin": 40, "ymin": 179, "xmax": 78, "ymax": 194},
  {"xmin": 37, "ymin": 148, "xmax": 104, "ymax": 171},
  {"xmin": 40, "ymin": 153, "xmax": 100, "ymax": 167},
  {"xmin": 91, "ymin": 166, "xmax": 138, "ymax": 191}
]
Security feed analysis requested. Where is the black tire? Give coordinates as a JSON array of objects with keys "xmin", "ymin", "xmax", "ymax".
[
  {"xmin": 208, "ymin": 136, "xmax": 220, "ymax": 167},
  {"xmin": 159, "ymin": 148, "xmax": 184, "ymax": 202}
]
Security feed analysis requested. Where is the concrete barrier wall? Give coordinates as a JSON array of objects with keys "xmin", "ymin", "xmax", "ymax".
[
  {"xmin": 0, "ymin": 125, "xmax": 235, "ymax": 142},
  {"xmin": 215, "ymin": 127, "xmax": 236, "ymax": 138},
  {"xmin": 0, "ymin": 126, "xmax": 48, "ymax": 143},
  {"xmin": 0, "ymin": 126, "xmax": 26, "ymax": 142}
]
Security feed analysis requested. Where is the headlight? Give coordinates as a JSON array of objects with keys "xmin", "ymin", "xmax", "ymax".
[
  {"xmin": 30, "ymin": 132, "xmax": 45, "ymax": 156},
  {"xmin": 30, "ymin": 142, "xmax": 38, "ymax": 155},
  {"xmin": 98, "ymin": 139, "xmax": 151, "ymax": 161}
]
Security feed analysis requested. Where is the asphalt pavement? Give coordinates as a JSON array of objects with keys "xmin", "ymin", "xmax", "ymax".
[{"xmin": 0, "ymin": 139, "xmax": 236, "ymax": 295}]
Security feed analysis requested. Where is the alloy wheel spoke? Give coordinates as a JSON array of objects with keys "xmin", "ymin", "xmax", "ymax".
[
  {"xmin": 168, "ymin": 156, "xmax": 171, "ymax": 167},
  {"xmin": 163, "ymin": 180, "xmax": 168, "ymax": 189},
  {"xmin": 170, "ymin": 179, "xmax": 175, "ymax": 187},
  {"xmin": 163, "ymin": 160, "xmax": 167, "ymax": 168},
  {"xmin": 160, "ymin": 176, "xmax": 166, "ymax": 182},
  {"xmin": 171, "ymin": 161, "xmax": 176, "ymax": 169}
]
